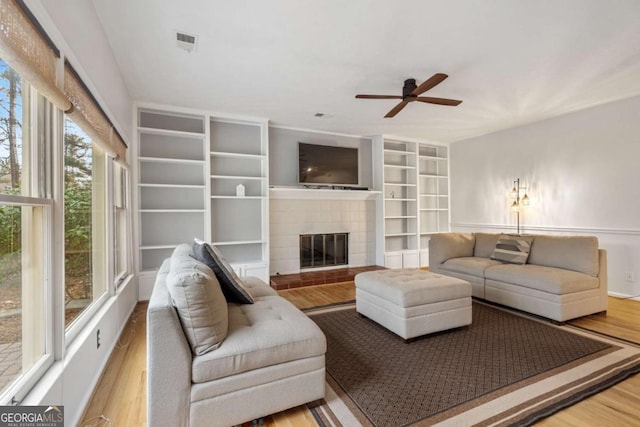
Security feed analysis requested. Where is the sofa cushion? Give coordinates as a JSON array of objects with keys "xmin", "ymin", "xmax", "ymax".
[
  {"xmin": 490, "ymin": 234, "xmax": 534, "ymax": 265},
  {"xmin": 191, "ymin": 295, "xmax": 326, "ymax": 383},
  {"xmin": 528, "ymin": 235, "xmax": 599, "ymax": 277},
  {"xmin": 485, "ymin": 264, "xmax": 599, "ymax": 294},
  {"xmin": 441, "ymin": 257, "xmax": 504, "ymax": 277},
  {"xmin": 166, "ymin": 244, "xmax": 229, "ymax": 356},
  {"xmin": 429, "ymin": 233, "xmax": 475, "ymax": 266},
  {"xmin": 474, "ymin": 233, "xmax": 500, "ymax": 258},
  {"xmin": 193, "ymin": 239, "xmax": 254, "ymax": 304},
  {"xmin": 242, "ymin": 276, "xmax": 278, "ymax": 298}
]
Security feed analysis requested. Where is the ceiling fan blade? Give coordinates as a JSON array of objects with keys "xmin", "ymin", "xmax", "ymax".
[
  {"xmin": 415, "ymin": 96, "xmax": 462, "ymax": 106},
  {"xmin": 411, "ymin": 73, "xmax": 448, "ymax": 96},
  {"xmin": 355, "ymin": 95, "xmax": 403, "ymax": 99},
  {"xmin": 384, "ymin": 101, "xmax": 409, "ymax": 118}
]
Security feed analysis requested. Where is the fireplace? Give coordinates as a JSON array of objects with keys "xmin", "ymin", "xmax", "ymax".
[{"xmin": 300, "ymin": 233, "xmax": 348, "ymax": 269}]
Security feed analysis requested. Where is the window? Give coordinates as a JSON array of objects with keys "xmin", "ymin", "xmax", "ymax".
[
  {"xmin": 0, "ymin": 1, "xmax": 131, "ymax": 404},
  {"xmin": 113, "ymin": 161, "xmax": 129, "ymax": 286},
  {"xmin": 63, "ymin": 118, "xmax": 107, "ymax": 330},
  {"xmin": 0, "ymin": 60, "xmax": 52, "ymax": 402}
]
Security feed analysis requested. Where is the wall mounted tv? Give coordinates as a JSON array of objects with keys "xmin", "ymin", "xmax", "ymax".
[{"xmin": 298, "ymin": 142, "xmax": 359, "ymax": 186}]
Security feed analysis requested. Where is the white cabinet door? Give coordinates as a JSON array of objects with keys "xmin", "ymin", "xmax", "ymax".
[
  {"xmin": 402, "ymin": 251, "xmax": 420, "ymax": 268},
  {"xmin": 420, "ymin": 250, "xmax": 429, "ymax": 267},
  {"xmin": 384, "ymin": 253, "xmax": 403, "ymax": 269},
  {"xmin": 232, "ymin": 263, "xmax": 269, "ymax": 283}
]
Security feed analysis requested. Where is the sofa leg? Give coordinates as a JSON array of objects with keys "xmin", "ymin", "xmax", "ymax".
[{"xmin": 252, "ymin": 418, "xmax": 264, "ymax": 426}]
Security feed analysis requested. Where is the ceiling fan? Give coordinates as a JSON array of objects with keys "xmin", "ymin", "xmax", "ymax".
[{"xmin": 355, "ymin": 73, "xmax": 462, "ymax": 118}]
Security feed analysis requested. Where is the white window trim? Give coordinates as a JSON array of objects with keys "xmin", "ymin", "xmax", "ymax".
[{"xmin": 0, "ymin": 195, "xmax": 54, "ymax": 405}]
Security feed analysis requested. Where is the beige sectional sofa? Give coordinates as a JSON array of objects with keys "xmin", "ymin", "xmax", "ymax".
[
  {"xmin": 147, "ymin": 244, "xmax": 326, "ymax": 427},
  {"xmin": 429, "ymin": 233, "xmax": 608, "ymax": 322}
]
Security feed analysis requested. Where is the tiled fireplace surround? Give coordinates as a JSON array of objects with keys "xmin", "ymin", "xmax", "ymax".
[{"xmin": 270, "ymin": 198, "xmax": 377, "ymax": 278}]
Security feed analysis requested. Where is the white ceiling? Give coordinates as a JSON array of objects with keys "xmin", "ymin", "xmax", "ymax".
[{"xmin": 92, "ymin": 0, "xmax": 640, "ymax": 142}]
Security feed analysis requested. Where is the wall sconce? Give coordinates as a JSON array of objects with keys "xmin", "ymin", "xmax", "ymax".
[{"xmin": 510, "ymin": 178, "xmax": 529, "ymax": 234}]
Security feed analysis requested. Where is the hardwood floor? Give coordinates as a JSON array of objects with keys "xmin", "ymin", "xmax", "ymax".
[{"xmin": 79, "ymin": 285, "xmax": 640, "ymax": 426}]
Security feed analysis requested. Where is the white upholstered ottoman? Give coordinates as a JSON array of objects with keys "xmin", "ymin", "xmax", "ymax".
[{"xmin": 355, "ymin": 269, "xmax": 472, "ymax": 340}]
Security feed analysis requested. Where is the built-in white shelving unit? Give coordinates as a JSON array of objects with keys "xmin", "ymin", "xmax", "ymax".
[
  {"xmin": 135, "ymin": 106, "xmax": 270, "ymax": 287},
  {"xmin": 374, "ymin": 136, "xmax": 450, "ymax": 268},
  {"xmin": 209, "ymin": 118, "xmax": 270, "ymax": 281},
  {"xmin": 137, "ymin": 109, "xmax": 207, "ymax": 273}
]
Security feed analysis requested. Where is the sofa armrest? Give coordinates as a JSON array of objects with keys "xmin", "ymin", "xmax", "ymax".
[
  {"xmin": 429, "ymin": 233, "xmax": 476, "ymax": 270},
  {"xmin": 147, "ymin": 260, "xmax": 193, "ymax": 427},
  {"xmin": 598, "ymin": 249, "xmax": 608, "ymax": 312}
]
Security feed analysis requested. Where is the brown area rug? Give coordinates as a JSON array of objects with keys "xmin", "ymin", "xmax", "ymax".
[{"xmin": 307, "ymin": 302, "xmax": 640, "ymax": 427}]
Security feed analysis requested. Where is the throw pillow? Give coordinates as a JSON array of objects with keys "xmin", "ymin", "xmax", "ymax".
[
  {"xmin": 490, "ymin": 234, "xmax": 534, "ymax": 265},
  {"xmin": 192, "ymin": 239, "xmax": 255, "ymax": 304},
  {"xmin": 166, "ymin": 244, "xmax": 228, "ymax": 355}
]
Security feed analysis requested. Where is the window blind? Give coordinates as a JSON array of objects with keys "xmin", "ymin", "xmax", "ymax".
[
  {"xmin": 0, "ymin": 0, "xmax": 128, "ymax": 163},
  {"xmin": 64, "ymin": 61, "xmax": 127, "ymax": 162},
  {"xmin": 0, "ymin": 0, "xmax": 69, "ymax": 110}
]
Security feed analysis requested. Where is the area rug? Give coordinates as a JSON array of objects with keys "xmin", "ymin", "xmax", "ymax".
[{"xmin": 306, "ymin": 302, "xmax": 640, "ymax": 427}]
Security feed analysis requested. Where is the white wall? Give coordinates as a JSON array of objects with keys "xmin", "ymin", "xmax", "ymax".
[
  {"xmin": 20, "ymin": 2, "xmax": 138, "ymax": 425},
  {"xmin": 27, "ymin": 0, "xmax": 134, "ymax": 144},
  {"xmin": 269, "ymin": 126, "xmax": 373, "ymax": 189},
  {"xmin": 450, "ymin": 95, "xmax": 640, "ymax": 297}
]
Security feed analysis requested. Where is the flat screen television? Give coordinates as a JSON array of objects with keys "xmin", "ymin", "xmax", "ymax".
[{"xmin": 298, "ymin": 142, "xmax": 359, "ymax": 186}]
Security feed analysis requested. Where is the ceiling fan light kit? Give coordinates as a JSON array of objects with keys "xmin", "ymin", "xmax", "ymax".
[{"xmin": 355, "ymin": 73, "xmax": 462, "ymax": 118}]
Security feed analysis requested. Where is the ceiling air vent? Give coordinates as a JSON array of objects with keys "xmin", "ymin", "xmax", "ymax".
[{"xmin": 176, "ymin": 31, "xmax": 197, "ymax": 53}]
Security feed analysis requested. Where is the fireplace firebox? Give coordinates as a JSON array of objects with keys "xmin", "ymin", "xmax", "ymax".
[{"xmin": 300, "ymin": 233, "xmax": 348, "ymax": 269}]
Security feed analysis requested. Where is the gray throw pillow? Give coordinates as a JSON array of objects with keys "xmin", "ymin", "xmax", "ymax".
[
  {"xmin": 166, "ymin": 244, "xmax": 228, "ymax": 355},
  {"xmin": 192, "ymin": 239, "xmax": 255, "ymax": 304},
  {"xmin": 490, "ymin": 234, "xmax": 534, "ymax": 265}
]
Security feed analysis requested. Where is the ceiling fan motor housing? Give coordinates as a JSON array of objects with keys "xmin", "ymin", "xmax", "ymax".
[{"xmin": 402, "ymin": 78, "xmax": 417, "ymax": 98}]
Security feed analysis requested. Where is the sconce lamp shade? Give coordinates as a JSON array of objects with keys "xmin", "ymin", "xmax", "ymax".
[
  {"xmin": 511, "ymin": 200, "xmax": 520, "ymax": 212},
  {"xmin": 522, "ymin": 194, "xmax": 530, "ymax": 206},
  {"xmin": 511, "ymin": 186, "xmax": 518, "ymax": 198}
]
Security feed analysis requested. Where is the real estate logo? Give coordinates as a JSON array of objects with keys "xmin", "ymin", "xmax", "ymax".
[{"xmin": 0, "ymin": 406, "xmax": 64, "ymax": 427}]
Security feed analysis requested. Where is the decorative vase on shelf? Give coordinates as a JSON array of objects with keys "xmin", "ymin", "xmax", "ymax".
[{"xmin": 236, "ymin": 184, "xmax": 245, "ymax": 197}]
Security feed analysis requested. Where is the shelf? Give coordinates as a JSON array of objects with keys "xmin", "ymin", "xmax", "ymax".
[
  {"xmin": 210, "ymin": 151, "xmax": 266, "ymax": 160},
  {"xmin": 384, "ymin": 182, "xmax": 416, "ymax": 187},
  {"xmin": 384, "ymin": 148, "xmax": 413, "ymax": 155},
  {"xmin": 385, "ymin": 164, "xmax": 415, "ymax": 170},
  {"xmin": 384, "ymin": 198, "xmax": 416, "ymax": 202},
  {"xmin": 211, "ymin": 196, "xmax": 265, "ymax": 200},
  {"xmin": 140, "ymin": 244, "xmax": 181, "ymax": 250},
  {"xmin": 420, "ymin": 193, "xmax": 448, "ymax": 197},
  {"xmin": 420, "ymin": 208, "xmax": 448, "ymax": 212},
  {"xmin": 138, "ymin": 183, "xmax": 206, "ymax": 189},
  {"xmin": 140, "ymin": 209, "xmax": 205, "ymax": 213},
  {"xmin": 418, "ymin": 155, "xmax": 447, "ymax": 160},
  {"xmin": 269, "ymin": 187, "xmax": 381, "ymax": 200},
  {"xmin": 385, "ymin": 216, "xmax": 417, "ymax": 219},
  {"xmin": 138, "ymin": 127, "xmax": 204, "ymax": 138},
  {"xmin": 210, "ymin": 175, "xmax": 265, "ymax": 180},
  {"xmin": 419, "ymin": 173, "xmax": 447, "ymax": 178},
  {"xmin": 139, "ymin": 156, "xmax": 205, "ymax": 165},
  {"xmin": 212, "ymin": 240, "xmax": 266, "ymax": 246},
  {"xmin": 385, "ymin": 233, "xmax": 416, "ymax": 237}
]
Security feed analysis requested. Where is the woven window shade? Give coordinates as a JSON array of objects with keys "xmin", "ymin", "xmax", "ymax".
[
  {"xmin": 64, "ymin": 62, "xmax": 127, "ymax": 162},
  {"xmin": 0, "ymin": 0, "xmax": 70, "ymax": 110}
]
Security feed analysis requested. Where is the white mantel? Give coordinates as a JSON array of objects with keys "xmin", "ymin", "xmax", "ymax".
[{"xmin": 269, "ymin": 187, "xmax": 381, "ymax": 201}]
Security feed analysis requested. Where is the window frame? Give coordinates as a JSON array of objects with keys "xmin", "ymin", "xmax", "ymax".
[
  {"xmin": 0, "ymin": 194, "xmax": 54, "ymax": 405},
  {"xmin": 61, "ymin": 122, "xmax": 111, "ymax": 343},
  {"xmin": 112, "ymin": 160, "xmax": 131, "ymax": 288}
]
